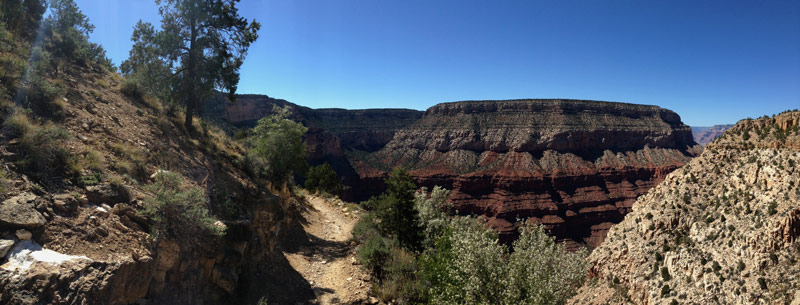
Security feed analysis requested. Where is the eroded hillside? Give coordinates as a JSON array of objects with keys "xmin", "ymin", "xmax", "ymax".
[
  {"xmin": 569, "ymin": 111, "xmax": 800, "ymax": 304},
  {"xmin": 215, "ymin": 97, "xmax": 701, "ymax": 248},
  {"xmin": 0, "ymin": 56, "xmax": 297, "ymax": 304}
]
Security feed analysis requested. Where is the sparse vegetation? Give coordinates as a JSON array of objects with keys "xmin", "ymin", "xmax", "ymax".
[{"xmin": 139, "ymin": 171, "xmax": 224, "ymax": 242}]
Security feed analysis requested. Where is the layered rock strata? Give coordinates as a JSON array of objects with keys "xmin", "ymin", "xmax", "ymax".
[
  {"xmin": 218, "ymin": 97, "xmax": 699, "ymax": 247},
  {"xmin": 569, "ymin": 111, "xmax": 800, "ymax": 304},
  {"xmin": 692, "ymin": 124, "xmax": 734, "ymax": 146}
]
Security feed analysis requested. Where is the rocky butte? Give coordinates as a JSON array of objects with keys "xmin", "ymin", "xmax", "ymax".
[
  {"xmin": 569, "ymin": 111, "xmax": 800, "ymax": 304},
  {"xmin": 216, "ymin": 97, "xmax": 701, "ymax": 248},
  {"xmin": 692, "ymin": 124, "xmax": 734, "ymax": 146}
]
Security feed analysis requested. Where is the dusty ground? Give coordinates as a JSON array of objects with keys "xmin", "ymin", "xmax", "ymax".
[{"xmin": 282, "ymin": 194, "xmax": 371, "ymax": 305}]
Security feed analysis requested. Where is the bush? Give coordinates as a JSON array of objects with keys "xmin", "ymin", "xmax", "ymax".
[
  {"xmin": 305, "ymin": 163, "xmax": 341, "ymax": 194},
  {"xmin": 23, "ymin": 75, "xmax": 66, "ymax": 120},
  {"xmin": 661, "ymin": 267, "xmax": 671, "ymax": 281},
  {"xmin": 661, "ymin": 284, "xmax": 670, "ymax": 297},
  {"xmin": 245, "ymin": 109, "xmax": 308, "ymax": 185},
  {"xmin": 138, "ymin": 171, "xmax": 224, "ymax": 242},
  {"xmin": 357, "ymin": 233, "xmax": 391, "ymax": 279},
  {"xmin": 18, "ymin": 124, "xmax": 78, "ymax": 181},
  {"xmin": 504, "ymin": 224, "xmax": 589, "ymax": 304}
]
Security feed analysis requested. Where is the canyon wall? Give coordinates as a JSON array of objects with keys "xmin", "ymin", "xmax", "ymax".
[
  {"xmin": 218, "ymin": 97, "xmax": 700, "ymax": 248},
  {"xmin": 692, "ymin": 124, "xmax": 734, "ymax": 146}
]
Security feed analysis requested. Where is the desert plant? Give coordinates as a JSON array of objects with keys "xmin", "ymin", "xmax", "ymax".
[
  {"xmin": 18, "ymin": 124, "xmax": 78, "ymax": 181},
  {"xmin": 305, "ymin": 162, "xmax": 341, "ymax": 194},
  {"xmin": 245, "ymin": 110, "xmax": 308, "ymax": 184},
  {"xmin": 357, "ymin": 233, "xmax": 392, "ymax": 279},
  {"xmin": 139, "ymin": 171, "xmax": 224, "ymax": 241}
]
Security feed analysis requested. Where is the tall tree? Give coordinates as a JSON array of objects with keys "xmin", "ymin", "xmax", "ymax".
[
  {"xmin": 1, "ymin": 0, "xmax": 46, "ymax": 40},
  {"xmin": 376, "ymin": 167, "xmax": 423, "ymax": 250},
  {"xmin": 124, "ymin": 0, "xmax": 260, "ymax": 131}
]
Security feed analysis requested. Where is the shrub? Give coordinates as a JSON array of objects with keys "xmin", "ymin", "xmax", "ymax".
[
  {"xmin": 4, "ymin": 111, "xmax": 35, "ymax": 137},
  {"xmin": 767, "ymin": 201, "xmax": 778, "ymax": 215},
  {"xmin": 504, "ymin": 224, "xmax": 589, "ymax": 305},
  {"xmin": 18, "ymin": 124, "xmax": 78, "ymax": 181},
  {"xmin": 357, "ymin": 233, "xmax": 391, "ymax": 279},
  {"xmin": 661, "ymin": 267, "xmax": 671, "ymax": 281},
  {"xmin": 22, "ymin": 75, "xmax": 66, "ymax": 120},
  {"xmin": 661, "ymin": 284, "xmax": 670, "ymax": 297},
  {"xmin": 758, "ymin": 277, "xmax": 767, "ymax": 290},
  {"xmin": 305, "ymin": 162, "xmax": 341, "ymax": 194},
  {"xmin": 245, "ymin": 109, "xmax": 308, "ymax": 184},
  {"xmin": 138, "ymin": 171, "xmax": 224, "ymax": 242}
]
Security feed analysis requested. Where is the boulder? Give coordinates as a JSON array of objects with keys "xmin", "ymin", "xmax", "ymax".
[
  {"xmin": 52, "ymin": 194, "xmax": 78, "ymax": 213},
  {"xmin": 15, "ymin": 229, "xmax": 32, "ymax": 240},
  {"xmin": 0, "ymin": 239, "xmax": 14, "ymax": 258},
  {"xmin": 0, "ymin": 193, "xmax": 47, "ymax": 229},
  {"xmin": 86, "ymin": 183, "xmax": 131, "ymax": 205}
]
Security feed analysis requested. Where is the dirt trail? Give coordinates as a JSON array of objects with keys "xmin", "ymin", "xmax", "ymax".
[{"xmin": 283, "ymin": 195, "xmax": 372, "ymax": 304}]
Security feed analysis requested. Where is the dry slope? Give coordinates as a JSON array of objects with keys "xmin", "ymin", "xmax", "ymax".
[{"xmin": 569, "ymin": 111, "xmax": 800, "ymax": 305}]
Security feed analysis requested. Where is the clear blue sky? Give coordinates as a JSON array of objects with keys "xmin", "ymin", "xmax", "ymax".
[{"xmin": 75, "ymin": 0, "xmax": 799, "ymax": 126}]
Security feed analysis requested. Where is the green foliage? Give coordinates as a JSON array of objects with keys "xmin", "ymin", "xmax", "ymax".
[
  {"xmin": 356, "ymin": 185, "xmax": 588, "ymax": 305},
  {"xmin": 374, "ymin": 167, "xmax": 423, "ymax": 251},
  {"xmin": 661, "ymin": 284, "xmax": 670, "ymax": 297},
  {"xmin": 21, "ymin": 75, "xmax": 66, "ymax": 120},
  {"xmin": 17, "ymin": 123, "xmax": 78, "ymax": 181},
  {"xmin": 357, "ymin": 233, "xmax": 392, "ymax": 279},
  {"xmin": 661, "ymin": 267, "xmax": 671, "ymax": 281},
  {"xmin": 0, "ymin": 0, "xmax": 46, "ymax": 40},
  {"xmin": 139, "ymin": 171, "xmax": 224, "ymax": 241},
  {"xmin": 244, "ymin": 110, "xmax": 308, "ymax": 185},
  {"xmin": 120, "ymin": 21, "xmax": 173, "ymax": 103},
  {"xmin": 767, "ymin": 201, "xmax": 778, "ymax": 215},
  {"xmin": 122, "ymin": 0, "xmax": 260, "ymax": 129},
  {"xmin": 46, "ymin": 0, "xmax": 114, "ymax": 69},
  {"xmin": 305, "ymin": 163, "xmax": 341, "ymax": 194},
  {"xmin": 758, "ymin": 277, "xmax": 767, "ymax": 290},
  {"xmin": 503, "ymin": 224, "xmax": 589, "ymax": 304}
]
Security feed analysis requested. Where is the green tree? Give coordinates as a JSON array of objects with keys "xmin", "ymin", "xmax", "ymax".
[
  {"xmin": 0, "ymin": 0, "xmax": 46, "ymax": 40},
  {"xmin": 246, "ymin": 109, "xmax": 308, "ymax": 185},
  {"xmin": 305, "ymin": 162, "xmax": 341, "ymax": 194},
  {"xmin": 120, "ymin": 21, "xmax": 173, "ymax": 103},
  {"xmin": 122, "ymin": 0, "xmax": 260, "ymax": 130},
  {"xmin": 375, "ymin": 167, "xmax": 423, "ymax": 251}
]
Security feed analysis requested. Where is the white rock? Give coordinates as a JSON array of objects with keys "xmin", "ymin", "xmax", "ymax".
[
  {"xmin": 15, "ymin": 229, "xmax": 32, "ymax": 240},
  {"xmin": 2, "ymin": 240, "xmax": 91, "ymax": 272}
]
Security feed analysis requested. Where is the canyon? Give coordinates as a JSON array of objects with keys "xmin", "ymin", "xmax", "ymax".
[
  {"xmin": 692, "ymin": 124, "xmax": 734, "ymax": 146},
  {"xmin": 215, "ymin": 96, "xmax": 701, "ymax": 247}
]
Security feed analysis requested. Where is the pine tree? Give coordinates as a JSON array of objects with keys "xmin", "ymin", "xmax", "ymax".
[
  {"xmin": 376, "ymin": 167, "xmax": 423, "ymax": 250},
  {"xmin": 122, "ymin": 0, "xmax": 260, "ymax": 130}
]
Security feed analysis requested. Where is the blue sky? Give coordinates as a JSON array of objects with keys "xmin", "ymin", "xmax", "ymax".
[{"xmin": 75, "ymin": 0, "xmax": 799, "ymax": 126}]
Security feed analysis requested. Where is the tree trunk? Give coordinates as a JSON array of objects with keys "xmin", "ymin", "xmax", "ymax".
[
  {"xmin": 184, "ymin": 15, "xmax": 198, "ymax": 132},
  {"xmin": 184, "ymin": 96, "xmax": 194, "ymax": 131}
]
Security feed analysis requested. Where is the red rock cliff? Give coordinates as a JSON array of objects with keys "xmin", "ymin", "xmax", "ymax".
[{"xmin": 218, "ymin": 97, "xmax": 700, "ymax": 248}]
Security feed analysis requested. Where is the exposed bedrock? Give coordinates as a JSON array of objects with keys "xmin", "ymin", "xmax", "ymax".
[{"xmin": 218, "ymin": 97, "xmax": 700, "ymax": 247}]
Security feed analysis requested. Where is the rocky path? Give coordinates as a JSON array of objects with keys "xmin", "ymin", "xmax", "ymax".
[{"xmin": 283, "ymin": 195, "xmax": 372, "ymax": 305}]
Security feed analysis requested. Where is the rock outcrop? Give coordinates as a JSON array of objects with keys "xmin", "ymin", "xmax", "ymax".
[
  {"xmin": 569, "ymin": 111, "xmax": 800, "ymax": 304},
  {"xmin": 692, "ymin": 124, "xmax": 734, "ymax": 146},
  {"xmin": 217, "ymin": 97, "xmax": 700, "ymax": 247}
]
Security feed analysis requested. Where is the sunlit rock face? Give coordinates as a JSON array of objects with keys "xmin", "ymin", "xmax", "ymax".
[{"xmin": 218, "ymin": 97, "xmax": 700, "ymax": 248}]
